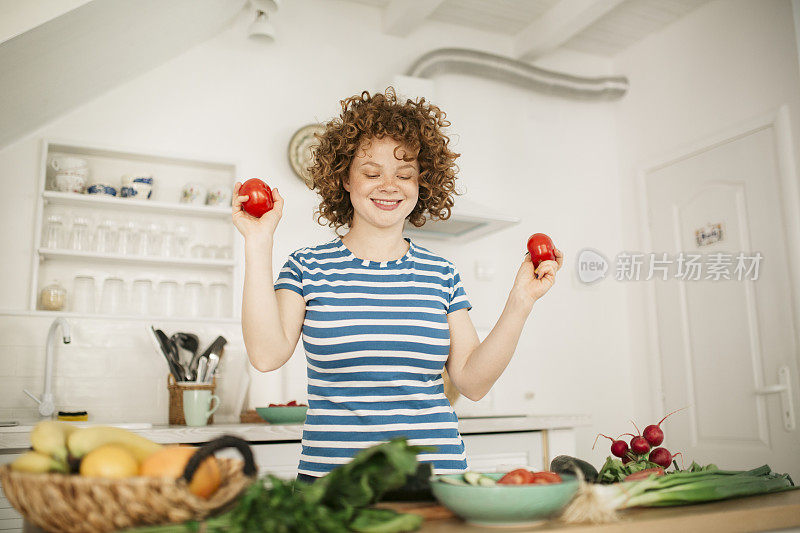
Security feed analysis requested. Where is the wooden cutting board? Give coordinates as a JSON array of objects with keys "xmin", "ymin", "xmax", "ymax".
[{"xmin": 375, "ymin": 501, "xmax": 455, "ymax": 521}]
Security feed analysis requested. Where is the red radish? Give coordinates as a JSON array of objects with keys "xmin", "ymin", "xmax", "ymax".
[
  {"xmin": 626, "ymin": 421, "xmax": 651, "ymax": 455},
  {"xmin": 630, "ymin": 436, "xmax": 651, "ymax": 455},
  {"xmin": 643, "ymin": 407, "xmax": 688, "ymax": 446},
  {"xmin": 649, "ymin": 448, "xmax": 684, "ymax": 469},
  {"xmin": 648, "ymin": 447, "xmax": 671, "ymax": 468},
  {"xmin": 621, "ymin": 455, "xmax": 632, "ymax": 465},
  {"xmin": 592, "ymin": 433, "xmax": 629, "ymax": 458}
]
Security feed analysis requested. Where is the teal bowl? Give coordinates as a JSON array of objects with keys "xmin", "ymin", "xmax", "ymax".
[
  {"xmin": 255, "ymin": 406, "xmax": 308, "ymax": 424},
  {"xmin": 430, "ymin": 473, "xmax": 579, "ymax": 527}
]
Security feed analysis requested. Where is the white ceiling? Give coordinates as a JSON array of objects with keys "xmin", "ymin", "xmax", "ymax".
[
  {"xmin": 0, "ymin": 0, "xmax": 710, "ymax": 151},
  {"xmin": 341, "ymin": 0, "xmax": 711, "ymax": 59}
]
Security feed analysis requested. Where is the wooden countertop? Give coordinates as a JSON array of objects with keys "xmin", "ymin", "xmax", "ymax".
[{"xmin": 400, "ymin": 489, "xmax": 800, "ymax": 533}]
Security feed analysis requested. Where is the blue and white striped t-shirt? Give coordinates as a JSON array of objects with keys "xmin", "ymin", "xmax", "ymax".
[{"xmin": 274, "ymin": 236, "xmax": 472, "ymax": 477}]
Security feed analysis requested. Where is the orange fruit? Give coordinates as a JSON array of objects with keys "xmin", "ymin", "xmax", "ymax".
[
  {"xmin": 139, "ymin": 445, "xmax": 221, "ymax": 499},
  {"xmin": 79, "ymin": 444, "xmax": 139, "ymax": 478}
]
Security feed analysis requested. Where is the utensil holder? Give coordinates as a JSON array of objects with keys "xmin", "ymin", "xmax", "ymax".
[{"xmin": 168, "ymin": 374, "xmax": 216, "ymax": 425}]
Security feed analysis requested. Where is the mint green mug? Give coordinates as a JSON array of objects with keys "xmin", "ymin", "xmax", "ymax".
[{"xmin": 182, "ymin": 389, "xmax": 220, "ymax": 426}]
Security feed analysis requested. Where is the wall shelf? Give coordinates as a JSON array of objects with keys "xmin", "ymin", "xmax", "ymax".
[
  {"xmin": 38, "ymin": 249, "xmax": 235, "ymax": 269},
  {"xmin": 42, "ymin": 191, "xmax": 231, "ymax": 218}
]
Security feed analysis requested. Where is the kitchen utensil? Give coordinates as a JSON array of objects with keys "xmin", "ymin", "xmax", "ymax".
[
  {"xmin": 155, "ymin": 328, "xmax": 189, "ymax": 381},
  {"xmin": 429, "ymin": 473, "xmax": 579, "ymax": 527},
  {"xmin": 191, "ymin": 336, "xmax": 227, "ymax": 379},
  {"xmin": 148, "ymin": 326, "xmax": 183, "ymax": 381},
  {"xmin": 204, "ymin": 353, "xmax": 220, "ymax": 384},
  {"xmin": 171, "ymin": 332, "xmax": 199, "ymax": 374},
  {"xmin": 196, "ymin": 357, "xmax": 208, "ymax": 383}
]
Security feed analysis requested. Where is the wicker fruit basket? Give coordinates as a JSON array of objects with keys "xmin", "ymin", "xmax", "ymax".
[{"xmin": 0, "ymin": 435, "xmax": 257, "ymax": 533}]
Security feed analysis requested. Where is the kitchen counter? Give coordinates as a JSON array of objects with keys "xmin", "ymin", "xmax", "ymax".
[
  {"xmin": 409, "ymin": 489, "xmax": 800, "ymax": 533},
  {"xmin": 0, "ymin": 415, "xmax": 589, "ymax": 450}
]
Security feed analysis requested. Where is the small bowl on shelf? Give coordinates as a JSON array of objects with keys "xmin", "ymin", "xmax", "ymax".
[{"xmin": 255, "ymin": 405, "xmax": 308, "ymax": 424}]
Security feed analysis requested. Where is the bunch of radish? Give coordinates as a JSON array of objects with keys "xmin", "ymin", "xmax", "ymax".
[{"xmin": 593, "ymin": 408, "xmax": 686, "ymax": 468}]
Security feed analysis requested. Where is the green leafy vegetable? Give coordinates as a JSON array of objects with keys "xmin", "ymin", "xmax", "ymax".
[{"xmin": 128, "ymin": 438, "xmax": 431, "ymax": 533}]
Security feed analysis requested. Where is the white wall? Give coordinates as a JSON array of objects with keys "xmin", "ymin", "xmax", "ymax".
[
  {"xmin": 613, "ymin": 0, "xmax": 800, "ymax": 452},
  {"xmin": 0, "ymin": 0, "xmax": 634, "ymax": 463}
]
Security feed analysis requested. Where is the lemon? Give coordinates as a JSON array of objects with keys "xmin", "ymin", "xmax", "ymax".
[{"xmin": 79, "ymin": 443, "xmax": 139, "ymax": 478}]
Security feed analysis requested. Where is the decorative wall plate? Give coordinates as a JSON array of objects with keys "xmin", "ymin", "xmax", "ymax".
[{"xmin": 288, "ymin": 123, "xmax": 325, "ymax": 189}]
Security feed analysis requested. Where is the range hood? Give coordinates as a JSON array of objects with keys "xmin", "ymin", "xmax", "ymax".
[{"xmin": 404, "ymin": 197, "xmax": 520, "ymax": 242}]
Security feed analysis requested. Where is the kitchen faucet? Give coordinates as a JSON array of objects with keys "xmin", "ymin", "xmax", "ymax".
[{"xmin": 24, "ymin": 317, "xmax": 71, "ymax": 418}]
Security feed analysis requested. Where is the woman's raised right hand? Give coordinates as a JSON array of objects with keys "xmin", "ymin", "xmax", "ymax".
[{"xmin": 232, "ymin": 181, "xmax": 284, "ymax": 245}]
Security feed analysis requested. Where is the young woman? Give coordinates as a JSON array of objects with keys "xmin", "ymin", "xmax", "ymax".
[{"xmin": 232, "ymin": 88, "xmax": 562, "ymax": 481}]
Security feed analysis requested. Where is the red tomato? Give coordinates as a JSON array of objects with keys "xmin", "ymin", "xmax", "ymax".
[
  {"xmin": 530, "ymin": 471, "xmax": 562, "ymax": 484},
  {"xmin": 240, "ymin": 178, "xmax": 274, "ymax": 218},
  {"xmin": 526, "ymin": 233, "xmax": 556, "ymax": 268},
  {"xmin": 497, "ymin": 468, "xmax": 536, "ymax": 485},
  {"xmin": 624, "ymin": 467, "xmax": 665, "ymax": 481},
  {"xmin": 287, "ymin": 400, "xmax": 297, "ymax": 406}
]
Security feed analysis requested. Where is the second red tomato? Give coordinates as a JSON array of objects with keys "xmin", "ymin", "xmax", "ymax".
[
  {"xmin": 526, "ymin": 233, "xmax": 556, "ymax": 268},
  {"xmin": 240, "ymin": 178, "xmax": 274, "ymax": 218}
]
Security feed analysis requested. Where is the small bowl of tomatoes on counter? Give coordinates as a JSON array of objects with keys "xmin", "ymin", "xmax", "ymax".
[
  {"xmin": 255, "ymin": 401, "xmax": 308, "ymax": 424},
  {"xmin": 429, "ymin": 468, "xmax": 578, "ymax": 527}
]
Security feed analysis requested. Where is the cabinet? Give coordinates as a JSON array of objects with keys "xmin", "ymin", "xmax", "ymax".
[
  {"xmin": 30, "ymin": 139, "xmax": 239, "ymax": 321},
  {"xmin": 0, "ymin": 453, "xmax": 22, "ymax": 532}
]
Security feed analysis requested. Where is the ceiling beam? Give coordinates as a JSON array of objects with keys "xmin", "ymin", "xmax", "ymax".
[
  {"xmin": 513, "ymin": 0, "xmax": 626, "ymax": 60},
  {"xmin": 382, "ymin": 0, "xmax": 445, "ymax": 37}
]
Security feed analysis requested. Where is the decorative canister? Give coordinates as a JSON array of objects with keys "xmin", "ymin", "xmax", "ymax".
[
  {"xmin": 121, "ymin": 175, "xmax": 154, "ymax": 199},
  {"xmin": 206, "ymin": 184, "xmax": 231, "ymax": 206},
  {"xmin": 181, "ymin": 183, "xmax": 207, "ymax": 205},
  {"xmin": 87, "ymin": 182, "xmax": 118, "ymax": 196}
]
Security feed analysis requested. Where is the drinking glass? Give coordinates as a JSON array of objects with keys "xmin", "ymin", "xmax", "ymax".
[
  {"xmin": 117, "ymin": 221, "xmax": 139, "ymax": 256},
  {"xmin": 142, "ymin": 222, "xmax": 162, "ymax": 256},
  {"xmin": 209, "ymin": 282, "xmax": 231, "ymax": 318},
  {"xmin": 100, "ymin": 277, "xmax": 126, "ymax": 315},
  {"xmin": 43, "ymin": 215, "xmax": 65, "ymax": 249},
  {"xmin": 130, "ymin": 279, "xmax": 152, "ymax": 315},
  {"xmin": 176, "ymin": 225, "xmax": 191, "ymax": 257},
  {"xmin": 190, "ymin": 244, "xmax": 207, "ymax": 259},
  {"xmin": 72, "ymin": 275, "xmax": 96, "ymax": 313},
  {"xmin": 184, "ymin": 281, "xmax": 204, "ymax": 318},
  {"xmin": 157, "ymin": 280, "xmax": 179, "ymax": 317},
  {"xmin": 93, "ymin": 219, "xmax": 116, "ymax": 254},
  {"xmin": 69, "ymin": 217, "xmax": 92, "ymax": 252},
  {"xmin": 161, "ymin": 229, "xmax": 177, "ymax": 258}
]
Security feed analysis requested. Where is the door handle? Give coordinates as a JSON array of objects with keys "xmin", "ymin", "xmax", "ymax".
[{"xmin": 755, "ymin": 366, "xmax": 795, "ymax": 431}]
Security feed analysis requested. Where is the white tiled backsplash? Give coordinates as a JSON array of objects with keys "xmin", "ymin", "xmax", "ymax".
[{"xmin": 0, "ymin": 312, "xmax": 303, "ymax": 424}]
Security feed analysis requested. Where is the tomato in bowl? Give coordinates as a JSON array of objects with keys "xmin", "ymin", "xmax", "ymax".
[{"xmin": 430, "ymin": 471, "xmax": 577, "ymax": 526}]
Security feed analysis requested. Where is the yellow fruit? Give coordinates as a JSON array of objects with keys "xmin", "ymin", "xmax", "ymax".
[
  {"xmin": 140, "ymin": 445, "xmax": 221, "ymax": 499},
  {"xmin": 30, "ymin": 421, "xmax": 76, "ymax": 463},
  {"xmin": 79, "ymin": 444, "xmax": 139, "ymax": 479},
  {"xmin": 11, "ymin": 451, "xmax": 68, "ymax": 474},
  {"xmin": 68, "ymin": 426, "xmax": 161, "ymax": 462}
]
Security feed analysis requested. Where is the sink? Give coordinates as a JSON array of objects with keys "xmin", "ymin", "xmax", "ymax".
[{"xmin": 0, "ymin": 422, "xmax": 153, "ymax": 433}]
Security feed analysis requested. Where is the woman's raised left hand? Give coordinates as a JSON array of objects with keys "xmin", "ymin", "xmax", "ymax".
[{"xmin": 511, "ymin": 248, "xmax": 564, "ymax": 305}]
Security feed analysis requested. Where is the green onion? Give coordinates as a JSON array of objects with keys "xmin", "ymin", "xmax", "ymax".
[{"xmin": 562, "ymin": 465, "xmax": 795, "ymax": 523}]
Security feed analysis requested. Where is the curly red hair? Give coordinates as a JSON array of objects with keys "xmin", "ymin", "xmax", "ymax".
[{"xmin": 309, "ymin": 87, "xmax": 460, "ymax": 231}]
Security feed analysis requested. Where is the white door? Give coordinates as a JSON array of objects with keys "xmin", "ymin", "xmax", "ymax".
[{"xmin": 645, "ymin": 119, "xmax": 800, "ymax": 475}]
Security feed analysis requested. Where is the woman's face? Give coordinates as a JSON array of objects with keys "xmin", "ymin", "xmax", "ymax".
[{"xmin": 343, "ymin": 136, "xmax": 420, "ymax": 231}]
